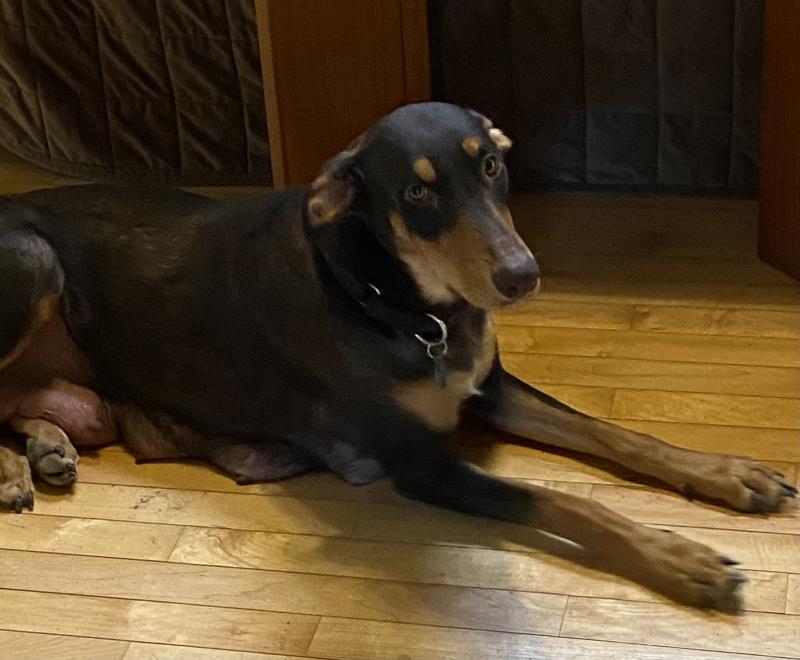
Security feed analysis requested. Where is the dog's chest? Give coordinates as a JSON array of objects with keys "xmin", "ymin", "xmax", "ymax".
[{"xmin": 391, "ymin": 313, "xmax": 496, "ymax": 433}]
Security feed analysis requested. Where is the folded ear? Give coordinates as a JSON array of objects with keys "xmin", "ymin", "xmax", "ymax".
[
  {"xmin": 466, "ymin": 109, "xmax": 512, "ymax": 153},
  {"xmin": 306, "ymin": 134, "xmax": 365, "ymax": 227}
]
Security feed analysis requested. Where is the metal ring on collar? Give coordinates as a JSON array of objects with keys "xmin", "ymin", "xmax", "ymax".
[{"xmin": 414, "ymin": 313, "xmax": 448, "ymax": 347}]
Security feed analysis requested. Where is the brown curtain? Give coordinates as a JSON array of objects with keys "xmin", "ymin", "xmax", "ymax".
[{"xmin": 0, "ymin": 0, "xmax": 270, "ymax": 185}]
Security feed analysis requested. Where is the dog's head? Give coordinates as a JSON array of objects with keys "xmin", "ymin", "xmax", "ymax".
[{"xmin": 306, "ymin": 102, "xmax": 539, "ymax": 309}]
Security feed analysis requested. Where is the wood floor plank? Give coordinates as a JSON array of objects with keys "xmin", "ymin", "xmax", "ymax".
[
  {"xmin": 0, "ymin": 162, "xmax": 80, "ymax": 189},
  {"xmin": 497, "ymin": 325, "xmax": 800, "ymax": 368},
  {"xmin": 726, "ymin": 571, "xmax": 789, "ymax": 615},
  {"xmin": 0, "ymin": 550, "xmax": 567, "ymax": 636},
  {"xmin": 560, "ymin": 597, "xmax": 800, "ymax": 659},
  {"xmin": 521, "ymin": 384, "xmax": 615, "ymax": 417},
  {"xmin": 0, "ymin": 515, "xmax": 182, "ymax": 560},
  {"xmin": 610, "ymin": 390, "xmax": 800, "ymax": 429},
  {"xmin": 306, "ymin": 617, "xmax": 774, "ymax": 660},
  {"xmin": 123, "ymin": 643, "xmax": 309, "ymax": 660},
  {"xmin": 536, "ymin": 277, "xmax": 800, "ymax": 311},
  {"xmin": 632, "ymin": 305, "xmax": 800, "ymax": 339},
  {"xmin": 27, "ymin": 482, "xmax": 584, "ymax": 552},
  {"xmin": 0, "ymin": 630, "xmax": 129, "ymax": 660},
  {"xmin": 169, "ymin": 527, "xmax": 788, "ymax": 614},
  {"xmin": 655, "ymin": 526, "xmax": 800, "ymax": 574},
  {"xmin": 494, "ymin": 300, "xmax": 635, "ymax": 330},
  {"xmin": 502, "ymin": 352, "xmax": 800, "ymax": 398},
  {"xmin": 0, "ymin": 589, "xmax": 318, "ymax": 656},
  {"xmin": 30, "ymin": 483, "xmax": 362, "ymax": 537},
  {"xmin": 519, "ymin": 218, "xmax": 757, "ymax": 260},
  {"xmin": 592, "ymin": 485, "xmax": 800, "ymax": 534},
  {"xmin": 538, "ymin": 252, "xmax": 795, "ymax": 286},
  {"xmin": 600, "ymin": 420, "xmax": 800, "ymax": 462},
  {"xmin": 787, "ymin": 575, "xmax": 800, "ymax": 615}
]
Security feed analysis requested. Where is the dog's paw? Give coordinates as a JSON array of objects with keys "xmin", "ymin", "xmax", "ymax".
[
  {"xmin": 0, "ymin": 449, "xmax": 34, "ymax": 513},
  {"xmin": 25, "ymin": 424, "xmax": 79, "ymax": 487},
  {"xmin": 636, "ymin": 528, "xmax": 746, "ymax": 612},
  {"xmin": 680, "ymin": 454, "xmax": 797, "ymax": 513}
]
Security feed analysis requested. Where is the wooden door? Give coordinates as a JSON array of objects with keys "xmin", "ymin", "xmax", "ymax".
[
  {"xmin": 759, "ymin": 0, "xmax": 800, "ymax": 280},
  {"xmin": 255, "ymin": 0, "xmax": 430, "ymax": 188}
]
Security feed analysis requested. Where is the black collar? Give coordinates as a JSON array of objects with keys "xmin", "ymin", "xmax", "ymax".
[{"xmin": 315, "ymin": 230, "xmax": 449, "ymax": 344}]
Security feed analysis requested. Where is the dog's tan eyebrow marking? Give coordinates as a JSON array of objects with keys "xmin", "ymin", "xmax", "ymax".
[
  {"xmin": 413, "ymin": 157, "xmax": 436, "ymax": 183},
  {"xmin": 462, "ymin": 137, "xmax": 482, "ymax": 158}
]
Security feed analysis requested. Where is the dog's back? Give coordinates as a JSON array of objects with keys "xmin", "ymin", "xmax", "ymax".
[{"xmin": 2, "ymin": 185, "xmax": 333, "ymax": 437}]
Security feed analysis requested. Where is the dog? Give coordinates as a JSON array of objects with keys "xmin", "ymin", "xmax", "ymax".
[{"xmin": 0, "ymin": 102, "xmax": 795, "ymax": 612}]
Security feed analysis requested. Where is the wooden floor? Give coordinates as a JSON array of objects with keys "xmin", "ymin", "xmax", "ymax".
[{"xmin": 1, "ymin": 150, "xmax": 799, "ymax": 659}]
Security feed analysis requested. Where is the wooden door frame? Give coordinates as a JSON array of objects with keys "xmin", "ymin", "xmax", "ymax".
[
  {"xmin": 255, "ymin": 0, "xmax": 430, "ymax": 189},
  {"xmin": 759, "ymin": 0, "xmax": 800, "ymax": 280}
]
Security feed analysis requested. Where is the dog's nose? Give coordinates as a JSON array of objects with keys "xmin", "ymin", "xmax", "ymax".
[{"xmin": 492, "ymin": 261, "xmax": 540, "ymax": 300}]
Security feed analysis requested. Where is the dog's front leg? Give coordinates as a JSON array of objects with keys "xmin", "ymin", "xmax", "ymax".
[
  {"xmin": 381, "ymin": 427, "xmax": 746, "ymax": 611},
  {"xmin": 467, "ymin": 359, "xmax": 797, "ymax": 513}
]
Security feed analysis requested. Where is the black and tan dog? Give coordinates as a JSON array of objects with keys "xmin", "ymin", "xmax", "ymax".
[{"xmin": 0, "ymin": 103, "xmax": 795, "ymax": 611}]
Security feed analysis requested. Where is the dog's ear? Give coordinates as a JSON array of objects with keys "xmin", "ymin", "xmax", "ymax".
[
  {"xmin": 467, "ymin": 109, "xmax": 512, "ymax": 153},
  {"xmin": 306, "ymin": 134, "xmax": 366, "ymax": 227}
]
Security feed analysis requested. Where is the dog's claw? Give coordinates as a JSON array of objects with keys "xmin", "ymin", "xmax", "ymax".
[
  {"xmin": 11, "ymin": 489, "xmax": 34, "ymax": 513},
  {"xmin": 780, "ymin": 483, "xmax": 798, "ymax": 496},
  {"xmin": 721, "ymin": 556, "xmax": 740, "ymax": 566}
]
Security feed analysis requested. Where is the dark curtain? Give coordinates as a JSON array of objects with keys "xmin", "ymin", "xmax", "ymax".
[{"xmin": 429, "ymin": 0, "xmax": 763, "ymax": 194}]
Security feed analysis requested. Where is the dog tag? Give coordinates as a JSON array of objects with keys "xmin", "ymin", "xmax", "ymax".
[
  {"xmin": 432, "ymin": 351, "xmax": 448, "ymax": 388},
  {"xmin": 415, "ymin": 314, "xmax": 449, "ymax": 388}
]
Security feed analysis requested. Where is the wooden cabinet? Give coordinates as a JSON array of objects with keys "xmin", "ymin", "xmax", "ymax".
[
  {"xmin": 255, "ymin": 0, "xmax": 430, "ymax": 188},
  {"xmin": 759, "ymin": 0, "xmax": 800, "ymax": 280}
]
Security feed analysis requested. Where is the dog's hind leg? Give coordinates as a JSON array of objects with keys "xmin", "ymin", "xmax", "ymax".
[
  {"xmin": 10, "ymin": 417, "xmax": 79, "ymax": 487},
  {"xmin": 0, "ymin": 220, "xmax": 83, "ymax": 490},
  {"xmin": 0, "ymin": 221, "xmax": 64, "ymax": 373},
  {"xmin": 9, "ymin": 379, "xmax": 117, "ymax": 487},
  {"xmin": 14, "ymin": 378, "xmax": 117, "ymax": 449}
]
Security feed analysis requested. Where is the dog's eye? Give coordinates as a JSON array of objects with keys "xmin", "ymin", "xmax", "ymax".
[
  {"xmin": 483, "ymin": 154, "xmax": 502, "ymax": 179},
  {"xmin": 405, "ymin": 184, "xmax": 431, "ymax": 203}
]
